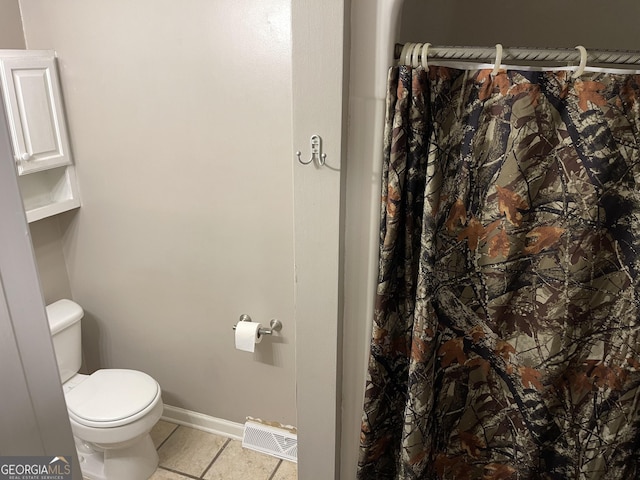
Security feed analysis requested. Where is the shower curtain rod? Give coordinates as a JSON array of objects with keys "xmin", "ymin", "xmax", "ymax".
[{"xmin": 394, "ymin": 43, "xmax": 640, "ymax": 66}]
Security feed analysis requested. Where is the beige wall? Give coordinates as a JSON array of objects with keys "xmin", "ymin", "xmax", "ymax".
[
  {"xmin": 399, "ymin": 0, "xmax": 640, "ymax": 49},
  {"xmin": 291, "ymin": 0, "xmax": 348, "ymax": 477},
  {"xmin": 29, "ymin": 218, "xmax": 73, "ymax": 304},
  {"xmin": 0, "ymin": 0, "xmax": 24, "ymax": 48},
  {"xmin": 19, "ymin": 0, "xmax": 296, "ymax": 426}
]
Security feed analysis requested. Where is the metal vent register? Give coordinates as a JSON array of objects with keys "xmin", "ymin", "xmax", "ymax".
[{"xmin": 242, "ymin": 420, "xmax": 298, "ymax": 463}]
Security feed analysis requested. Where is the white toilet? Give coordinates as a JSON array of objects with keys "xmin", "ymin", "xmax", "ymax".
[{"xmin": 47, "ymin": 299, "xmax": 163, "ymax": 480}]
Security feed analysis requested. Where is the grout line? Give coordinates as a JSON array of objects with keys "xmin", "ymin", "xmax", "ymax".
[
  {"xmin": 155, "ymin": 466, "xmax": 201, "ymax": 480},
  {"xmin": 156, "ymin": 422, "xmax": 180, "ymax": 451},
  {"xmin": 199, "ymin": 438, "xmax": 232, "ymax": 478},
  {"xmin": 267, "ymin": 460, "xmax": 283, "ymax": 480}
]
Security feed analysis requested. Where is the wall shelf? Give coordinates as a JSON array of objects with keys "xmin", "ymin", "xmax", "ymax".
[{"xmin": 0, "ymin": 49, "xmax": 80, "ymax": 222}]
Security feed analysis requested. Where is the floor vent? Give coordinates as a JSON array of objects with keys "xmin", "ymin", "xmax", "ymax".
[{"xmin": 242, "ymin": 420, "xmax": 297, "ymax": 463}]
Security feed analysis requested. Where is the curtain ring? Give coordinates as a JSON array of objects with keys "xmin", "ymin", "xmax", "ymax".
[
  {"xmin": 420, "ymin": 43, "xmax": 431, "ymax": 70},
  {"xmin": 411, "ymin": 43, "xmax": 423, "ymax": 68},
  {"xmin": 398, "ymin": 43, "xmax": 412, "ymax": 66},
  {"xmin": 491, "ymin": 44, "xmax": 503, "ymax": 77},
  {"xmin": 572, "ymin": 45, "xmax": 588, "ymax": 79},
  {"xmin": 401, "ymin": 42, "xmax": 415, "ymax": 66}
]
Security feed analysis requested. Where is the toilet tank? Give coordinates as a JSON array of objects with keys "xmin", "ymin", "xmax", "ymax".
[{"xmin": 46, "ymin": 299, "xmax": 84, "ymax": 383}]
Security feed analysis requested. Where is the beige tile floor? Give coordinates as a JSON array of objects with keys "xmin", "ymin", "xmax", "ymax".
[{"xmin": 150, "ymin": 420, "xmax": 297, "ymax": 480}]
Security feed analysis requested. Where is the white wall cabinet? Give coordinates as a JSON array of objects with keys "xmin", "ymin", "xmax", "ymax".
[{"xmin": 0, "ymin": 50, "xmax": 80, "ymax": 222}]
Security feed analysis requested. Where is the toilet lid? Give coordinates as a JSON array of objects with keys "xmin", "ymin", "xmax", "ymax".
[{"xmin": 66, "ymin": 369, "xmax": 160, "ymax": 426}]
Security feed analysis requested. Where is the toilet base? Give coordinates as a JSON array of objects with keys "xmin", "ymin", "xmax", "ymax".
[{"xmin": 77, "ymin": 434, "xmax": 159, "ymax": 480}]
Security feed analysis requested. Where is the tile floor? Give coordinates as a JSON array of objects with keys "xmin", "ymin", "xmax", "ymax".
[{"xmin": 149, "ymin": 420, "xmax": 297, "ymax": 480}]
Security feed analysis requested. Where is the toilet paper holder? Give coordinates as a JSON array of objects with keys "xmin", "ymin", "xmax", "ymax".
[{"xmin": 233, "ymin": 314, "xmax": 282, "ymax": 337}]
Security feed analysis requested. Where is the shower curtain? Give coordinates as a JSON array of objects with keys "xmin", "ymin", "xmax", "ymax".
[{"xmin": 357, "ymin": 64, "xmax": 640, "ymax": 479}]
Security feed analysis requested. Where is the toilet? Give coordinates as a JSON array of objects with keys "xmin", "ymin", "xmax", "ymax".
[{"xmin": 46, "ymin": 299, "xmax": 163, "ymax": 480}]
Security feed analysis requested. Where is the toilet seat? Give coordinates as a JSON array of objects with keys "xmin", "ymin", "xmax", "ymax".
[{"xmin": 66, "ymin": 369, "xmax": 160, "ymax": 428}]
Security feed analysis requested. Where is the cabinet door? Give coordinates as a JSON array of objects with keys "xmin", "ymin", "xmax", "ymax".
[{"xmin": 0, "ymin": 56, "xmax": 72, "ymax": 175}]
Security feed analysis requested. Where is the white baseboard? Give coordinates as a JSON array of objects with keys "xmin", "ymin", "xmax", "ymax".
[{"xmin": 161, "ymin": 404, "xmax": 244, "ymax": 441}]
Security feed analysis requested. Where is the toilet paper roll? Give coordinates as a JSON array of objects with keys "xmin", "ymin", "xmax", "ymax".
[{"xmin": 235, "ymin": 321, "xmax": 262, "ymax": 352}]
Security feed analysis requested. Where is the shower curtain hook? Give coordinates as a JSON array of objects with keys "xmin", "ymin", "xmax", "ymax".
[
  {"xmin": 491, "ymin": 44, "xmax": 503, "ymax": 77},
  {"xmin": 411, "ymin": 43, "xmax": 422, "ymax": 68},
  {"xmin": 420, "ymin": 43, "xmax": 431, "ymax": 70},
  {"xmin": 401, "ymin": 42, "xmax": 415, "ymax": 66},
  {"xmin": 572, "ymin": 45, "xmax": 588, "ymax": 79},
  {"xmin": 398, "ymin": 43, "xmax": 410, "ymax": 66}
]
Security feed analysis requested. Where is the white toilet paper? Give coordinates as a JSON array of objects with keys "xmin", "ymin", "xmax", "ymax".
[{"xmin": 235, "ymin": 321, "xmax": 262, "ymax": 352}]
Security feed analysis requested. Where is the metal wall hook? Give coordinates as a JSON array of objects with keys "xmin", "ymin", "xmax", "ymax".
[
  {"xmin": 233, "ymin": 314, "xmax": 283, "ymax": 338},
  {"xmin": 295, "ymin": 150, "xmax": 312, "ymax": 165},
  {"xmin": 296, "ymin": 134, "xmax": 326, "ymax": 167}
]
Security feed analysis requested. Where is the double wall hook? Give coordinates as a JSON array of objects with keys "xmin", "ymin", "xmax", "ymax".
[{"xmin": 296, "ymin": 134, "xmax": 326, "ymax": 167}]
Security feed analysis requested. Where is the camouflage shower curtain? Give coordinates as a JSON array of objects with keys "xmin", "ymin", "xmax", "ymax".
[{"xmin": 357, "ymin": 65, "xmax": 640, "ymax": 479}]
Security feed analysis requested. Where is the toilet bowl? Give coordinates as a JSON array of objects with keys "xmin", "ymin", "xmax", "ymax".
[{"xmin": 47, "ymin": 299, "xmax": 163, "ymax": 480}]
